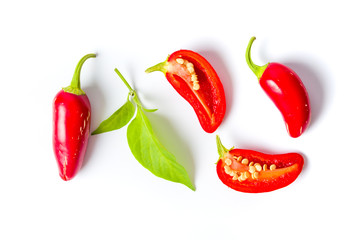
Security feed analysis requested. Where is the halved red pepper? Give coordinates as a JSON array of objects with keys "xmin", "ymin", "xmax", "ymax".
[
  {"xmin": 146, "ymin": 50, "xmax": 226, "ymax": 133},
  {"xmin": 246, "ymin": 37, "xmax": 311, "ymax": 138},
  {"xmin": 216, "ymin": 136, "xmax": 304, "ymax": 193}
]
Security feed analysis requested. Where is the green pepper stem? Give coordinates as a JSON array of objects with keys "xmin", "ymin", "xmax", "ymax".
[
  {"xmin": 64, "ymin": 53, "xmax": 96, "ymax": 95},
  {"xmin": 216, "ymin": 135, "xmax": 232, "ymax": 158},
  {"xmin": 71, "ymin": 54, "xmax": 96, "ymax": 90},
  {"xmin": 245, "ymin": 37, "xmax": 268, "ymax": 80},
  {"xmin": 145, "ymin": 60, "xmax": 168, "ymax": 74}
]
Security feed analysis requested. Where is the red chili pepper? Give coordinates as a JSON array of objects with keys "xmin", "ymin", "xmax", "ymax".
[
  {"xmin": 246, "ymin": 37, "xmax": 311, "ymax": 138},
  {"xmin": 146, "ymin": 50, "xmax": 226, "ymax": 133},
  {"xmin": 216, "ymin": 136, "xmax": 304, "ymax": 193},
  {"xmin": 52, "ymin": 54, "xmax": 96, "ymax": 181}
]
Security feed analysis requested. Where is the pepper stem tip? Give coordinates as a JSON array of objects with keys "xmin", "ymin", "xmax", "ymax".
[
  {"xmin": 145, "ymin": 61, "xmax": 168, "ymax": 74},
  {"xmin": 245, "ymin": 36, "xmax": 268, "ymax": 80},
  {"xmin": 216, "ymin": 135, "xmax": 231, "ymax": 158}
]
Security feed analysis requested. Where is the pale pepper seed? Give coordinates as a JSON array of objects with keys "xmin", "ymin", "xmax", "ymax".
[
  {"xmin": 225, "ymin": 158, "xmax": 232, "ymax": 166},
  {"xmin": 270, "ymin": 164, "xmax": 277, "ymax": 171},
  {"xmin": 255, "ymin": 163, "xmax": 262, "ymax": 172},
  {"xmin": 176, "ymin": 58, "xmax": 184, "ymax": 64},
  {"xmin": 241, "ymin": 158, "xmax": 249, "ymax": 165},
  {"xmin": 263, "ymin": 164, "xmax": 267, "ymax": 171}
]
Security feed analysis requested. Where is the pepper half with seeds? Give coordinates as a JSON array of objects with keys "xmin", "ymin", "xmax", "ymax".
[
  {"xmin": 216, "ymin": 136, "xmax": 304, "ymax": 193},
  {"xmin": 146, "ymin": 50, "xmax": 226, "ymax": 133}
]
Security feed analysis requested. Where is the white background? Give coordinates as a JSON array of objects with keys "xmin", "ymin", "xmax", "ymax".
[{"xmin": 1, "ymin": 0, "xmax": 360, "ymax": 239}]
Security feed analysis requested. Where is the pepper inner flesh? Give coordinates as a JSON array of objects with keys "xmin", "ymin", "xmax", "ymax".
[
  {"xmin": 222, "ymin": 154, "xmax": 298, "ymax": 181},
  {"xmin": 168, "ymin": 59, "xmax": 214, "ymax": 123}
]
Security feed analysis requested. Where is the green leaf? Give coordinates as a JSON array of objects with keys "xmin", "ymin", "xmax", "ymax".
[
  {"xmin": 91, "ymin": 97, "xmax": 135, "ymax": 135},
  {"xmin": 127, "ymin": 107, "xmax": 195, "ymax": 191}
]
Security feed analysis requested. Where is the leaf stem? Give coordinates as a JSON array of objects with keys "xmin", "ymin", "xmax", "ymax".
[
  {"xmin": 114, "ymin": 68, "xmax": 134, "ymax": 92},
  {"xmin": 114, "ymin": 68, "xmax": 138, "ymax": 104}
]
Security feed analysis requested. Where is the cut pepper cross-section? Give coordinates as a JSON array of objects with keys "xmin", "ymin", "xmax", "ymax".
[
  {"xmin": 216, "ymin": 135, "xmax": 304, "ymax": 193},
  {"xmin": 146, "ymin": 50, "xmax": 226, "ymax": 133}
]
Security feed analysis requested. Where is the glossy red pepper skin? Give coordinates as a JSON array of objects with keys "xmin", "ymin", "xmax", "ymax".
[
  {"xmin": 146, "ymin": 50, "xmax": 226, "ymax": 133},
  {"xmin": 52, "ymin": 54, "xmax": 95, "ymax": 181},
  {"xmin": 246, "ymin": 37, "xmax": 311, "ymax": 138},
  {"xmin": 216, "ymin": 136, "xmax": 304, "ymax": 193},
  {"xmin": 53, "ymin": 90, "xmax": 91, "ymax": 180}
]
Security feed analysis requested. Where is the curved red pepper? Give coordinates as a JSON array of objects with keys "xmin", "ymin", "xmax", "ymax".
[
  {"xmin": 52, "ymin": 54, "xmax": 96, "ymax": 181},
  {"xmin": 216, "ymin": 136, "xmax": 304, "ymax": 193},
  {"xmin": 146, "ymin": 50, "xmax": 226, "ymax": 133},
  {"xmin": 246, "ymin": 37, "xmax": 311, "ymax": 138}
]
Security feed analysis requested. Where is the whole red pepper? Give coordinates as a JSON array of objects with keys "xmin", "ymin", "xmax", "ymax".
[
  {"xmin": 146, "ymin": 50, "xmax": 226, "ymax": 133},
  {"xmin": 52, "ymin": 54, "xmax": 96, "ymax": 181},
  {"xmin": 246, "ymin": 37, "xmax": 311, "ymax": 138},
  {"xmin": 216, "ymin": 136, "xmax": 304, "ymax": 193}
]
